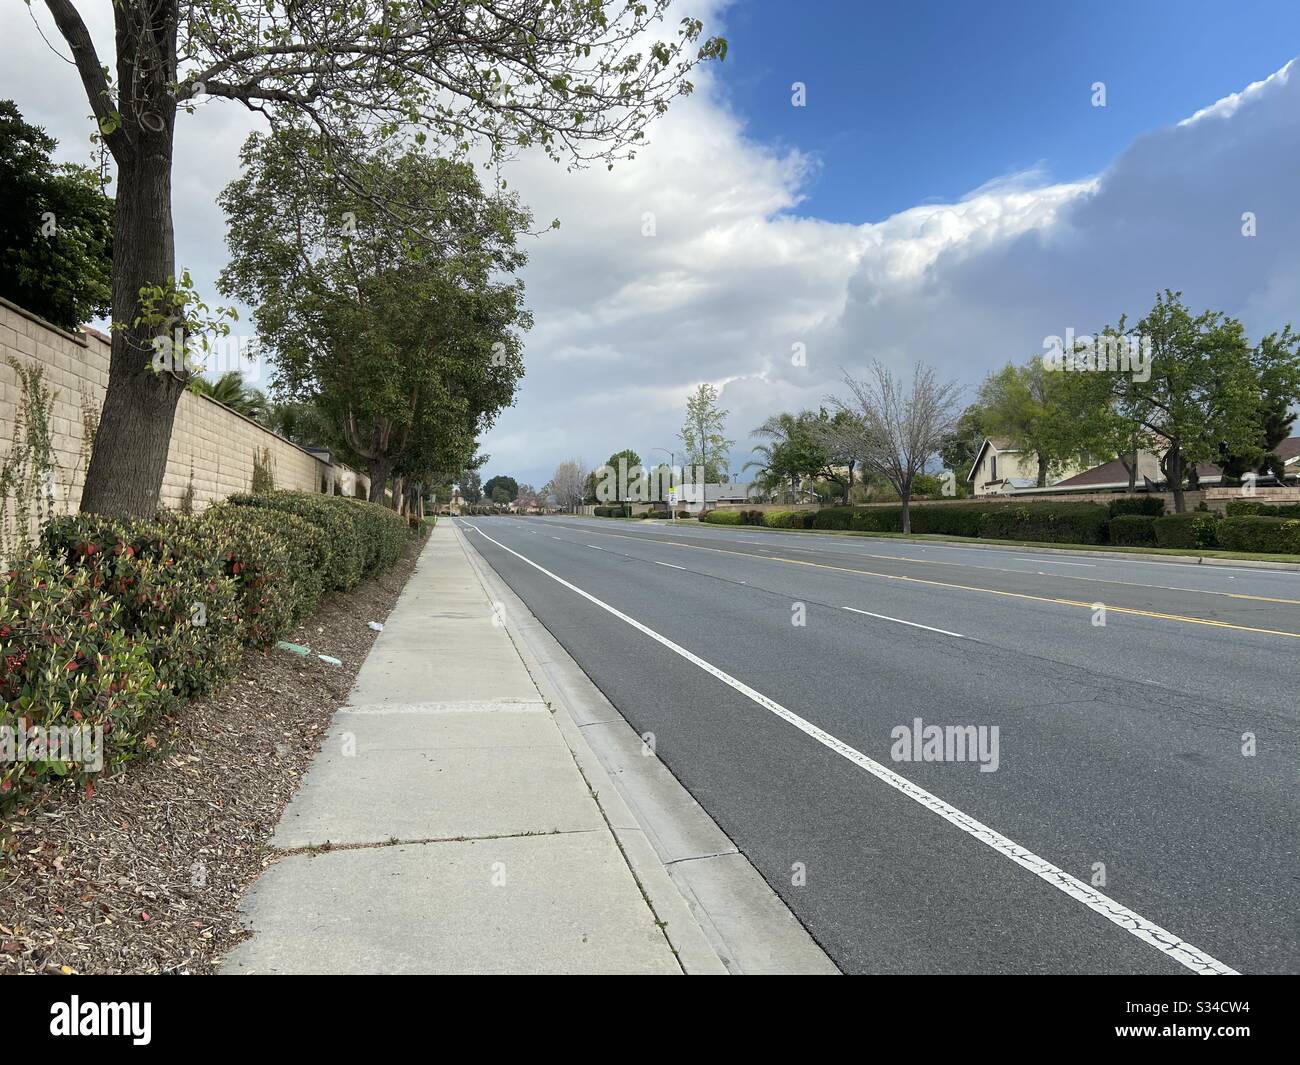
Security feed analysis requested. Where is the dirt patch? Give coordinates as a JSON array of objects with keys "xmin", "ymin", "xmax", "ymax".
[{"xmin": 0, "ymin": 536, "xmax": 425, "ymax": 974}]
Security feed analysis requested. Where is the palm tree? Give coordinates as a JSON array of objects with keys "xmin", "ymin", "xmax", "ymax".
[{"xmin": 189, "ymin": 370, "xmax": 268, "ymax": 420}]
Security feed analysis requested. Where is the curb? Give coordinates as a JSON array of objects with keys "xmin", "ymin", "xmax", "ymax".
[{"xmin": 455, "ymin": 521, "xmax": 839, "ymax": 975}]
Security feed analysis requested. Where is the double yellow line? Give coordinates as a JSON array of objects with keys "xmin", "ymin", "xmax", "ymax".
[{"xmin": 546, "ymin": 521, "xmax": 1300, "ymax": 641}]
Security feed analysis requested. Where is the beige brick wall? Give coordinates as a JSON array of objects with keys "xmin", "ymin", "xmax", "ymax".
[{"xmin": 0, "ymin": 298, "xmax": 367, "ymax": 535}]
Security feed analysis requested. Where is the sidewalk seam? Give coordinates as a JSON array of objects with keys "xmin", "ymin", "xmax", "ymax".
[{"xmin": 448, "ymin": 522, "xmax": 699, "ymax": 974}]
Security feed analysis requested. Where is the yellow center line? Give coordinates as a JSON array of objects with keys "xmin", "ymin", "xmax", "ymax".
[{"xmin": 538, "ymin": 521, "xmax": 1300, "ymax": 641}]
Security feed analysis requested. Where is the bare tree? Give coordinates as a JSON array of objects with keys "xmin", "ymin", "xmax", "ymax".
[
  {"xmin": 825, "ymin": 361, "xmax": 962, "ymax": 534},
  {"xmin": 550, "ymin": 459, "xmax": 588, "ymax": 513}
]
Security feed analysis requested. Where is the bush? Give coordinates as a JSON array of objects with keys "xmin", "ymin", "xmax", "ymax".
[
  {"xmin": 1215, "ymin": 516, "xmax": 1300, "ymax": 554},
  {"xmin": 762, "ymin": 509, "xmax": 816, "ymax": 529},
  {"xmin": 1152, "ymin": 512, "xmax": 1220, "ymax": 549},
  {"xmin": 977, "ymin": 503, "xmax": 1109, "ymax": 544},
  {"xmin": 1107, "ymin": 514, "xmax": 1159, "ymax": 546},
  {"xmin": 227, "ymin": 491, "xmax": 366, "ymax": 589},
  {"xmin": 703, "ymin": 509, "xmax": 743, "ymax": 525},
  {"xmin": 1, "ymin": 554, "xmax": 169, "ymax": 798},
  {"xmin": 42, "ymin": 514, "xmax": 244, "ymax": 699},
  {"xmin": 1225, "ymin": 499, "xmax": 1300, "ymax": 518},
  {"xmin": 810, "ymin": 507, "xmax": 855, "ymax": 530},
  {"xmin": 1108, "ymin": 496, "xmax": 1166, "ymax": 518}
]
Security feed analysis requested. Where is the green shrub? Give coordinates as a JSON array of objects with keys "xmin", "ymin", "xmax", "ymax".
[
  {"xmin": 42, "ymin": 514, "xmax": 244, "ymax": 699},
  {"xmin": 763, "ymin": 509, "xmax": 816, "ymax": 529},
  {"xmin": 1215, "ymin": 516, "xmax": 1300, "ymax": 554},
  {"xmin": 1, "ymin": 554, "xmax": 169, "ymax": 799},
  {"xmin": 977, "ymin": 502, "xmax": 1109, "ymax": 544},
  {"xmin": 809, "ymin": 507, "xmax": 854, "ymax": 530},
  {"xmin": 1224, "ymin": 499, "xmax": 1300, "ymax": 518},
  {"xmin": 703, "ymin": 509, "xmax": 743, "ymax": 525},
  {"xmin": 851, "ymin": 507, "xmax": 901, "ymax": 532},
  {"xmin": 227, "ymin": 491, "xmax": 366, "ymax": 589},
  {"xmin": 1152, "ymin": 512, "xmax": 1220, "ymax": 549},
  {"xmin": 908, "ymin": 504, "xmax": 999, "ymax": 536},
  {"xmin": 1108, "ymin": 496, "xmax": 1165, "ymax": 518},
  {"xmin": 1107, "ymin": 514, "xmax": 1159, "ymax": 546}
]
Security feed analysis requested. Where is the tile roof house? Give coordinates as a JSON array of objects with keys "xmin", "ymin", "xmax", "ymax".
[{"xmin": 1037, "ymin": 437, "xmax": 1300, "ymax": 493}]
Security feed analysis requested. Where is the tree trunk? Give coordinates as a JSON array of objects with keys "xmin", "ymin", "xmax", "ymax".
[
  {"xmin": 1036, "ymin": 454, "xmax": 1048, "ymax": 488},
  {"xmin": 1163, "ymin": 445, "xmax": 1186, "ymax": 513},
  {"xmin": 900, "ymin": 489, "xmax": 912, "ymax": 534},
  {"xmin": 79, "ymin": 140, "xmax": 183, "ymax": 518},
  {"xmin": 367, "ymin": 457, "xmax": 392, "ymax": 504}
]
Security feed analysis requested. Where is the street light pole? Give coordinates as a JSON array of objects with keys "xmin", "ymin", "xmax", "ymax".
[{"xmin": 650, "ymin": 446, "xmax": 676, "ymax": 523}]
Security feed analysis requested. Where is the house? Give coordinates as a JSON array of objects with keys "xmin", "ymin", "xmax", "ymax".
[
  {"xmin": 1043, "ymin": 437, "xmax": 1300, "ymax": 493},
  {"xmin": 965, "ymin": 438, "xmax": 1088, "ymax": 496}
]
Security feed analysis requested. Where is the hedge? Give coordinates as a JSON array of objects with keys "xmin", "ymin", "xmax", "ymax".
[
  {"xmin": 977, "ymin": 503, "xmax": 1110, "ymax": 544},
  {"xmin": 1152, "ymin": 512, "xmax": 1220, "ymax": 549},
  {"xmin": 594, "ymin": 504, "xmax": 632, "ymax": 518},
  {"xmin": 1108, "ymin": 496, "xmax": 1165, "ymax": 518},
  {"xmin": 702, "ymin": 509, "xmax": 743, "ymax": 525},
  {"xmin": 1215, "ymin": 516, "xmax": 1300, "ymax": 553},
  {"xmin": 3, "ymin": 492, "xmax": 415, "ymax": 803},
  {"xmin": 1225, "ymin": 499, "xmax": 1300, "ymax": 519},
  {"xmin": 1107, "ymin": 514, "xmax": 1159, "ymax": 546}
]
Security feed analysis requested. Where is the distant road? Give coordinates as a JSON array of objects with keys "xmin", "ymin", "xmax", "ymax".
[{"xmin": 458, "ymin": 514, "xmax": 1299, "ymax": 975}]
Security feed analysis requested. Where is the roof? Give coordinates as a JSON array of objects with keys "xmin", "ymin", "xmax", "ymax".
[
  {"xmin": 1053, "ymin": 437, "xmax": 1300, "ymax": 489},
  {"xmin": 966, "ymin": 437, "xmax": 1020, "ymax": 484}
]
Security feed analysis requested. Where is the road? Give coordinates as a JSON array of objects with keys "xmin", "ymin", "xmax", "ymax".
[{"xmin": 456, "ymin": 514, "xmax": 1299, "ymax": 975}]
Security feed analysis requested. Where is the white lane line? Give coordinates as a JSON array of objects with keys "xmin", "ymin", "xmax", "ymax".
[
  {"xmin": 586, "ymin": 544, "xmax": 604, "ymax": 551},
  {"xmin": 461, "ymin": 519, "xmax": 1237, "ymax": 976},
  {"xmin": 653, "ymin": 560, "xmax": 686, "ymax": 570},
  {"xmin": 551, "ymin": 536, "xmax": 563, "ymax": 541},
  {"xmin": 1014, "ymin": 557, "xmax": 1095, "ymax": 568},
  {"xmin": 842, "ymin": 606, "xmax": 968, "ymax": 639}
]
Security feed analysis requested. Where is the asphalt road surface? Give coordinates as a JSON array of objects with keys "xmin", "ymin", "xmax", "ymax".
[{"xmin": 457, "ymin": 514, "xmax": 1299, "ymax": 975}]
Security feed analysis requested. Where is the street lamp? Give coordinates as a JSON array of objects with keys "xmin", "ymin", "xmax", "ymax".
[{"xmin": 649, "ymin": 446, "xmax": 676, "ymax": 524}]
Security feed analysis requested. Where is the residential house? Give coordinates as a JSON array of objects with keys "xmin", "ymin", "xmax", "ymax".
[{"xmin": 966, "ymin": 438, "xmax": 1088, "ymax": 496}]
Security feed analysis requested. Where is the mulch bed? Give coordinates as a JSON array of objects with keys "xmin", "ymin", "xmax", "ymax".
[{"xmin": 0, "ymin": 537, "xmax": 424, "ymax": 975}]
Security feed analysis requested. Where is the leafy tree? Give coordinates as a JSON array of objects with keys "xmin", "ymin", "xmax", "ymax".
[
  {"xmin": 1217, "ymin": 326, "xmax": 1300, "ymax": 484},
  {"xmin": 939, "ymin": 404, "xmax": 989, "ymax": 483},
  {"xmin": 976, "ymin": 358, "xmax": 1085, "ymax": 487},
  {"xmin": 484, "ymin": 475, "xmax": 519, "ymax": 504},
  {"xmin": 679, "ymin": 383, "xmax": 734, "ymax": 482},
  {"xmin": 220, "ymin": 130, "xmax": 530, "ymax": 502},
  {"xmin": 0, "ymin": 99, "xmax": 112, "ymax": 331},
  {"xmin": 40, "ymin": 0, "xmax": 725, "ymax": 518}
]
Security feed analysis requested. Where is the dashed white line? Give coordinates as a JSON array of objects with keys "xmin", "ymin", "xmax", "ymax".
[
  {"xmin": 460, "ymin": 519, "xmax": 1237, "ymax": 977},
  {"xmin": 1014, "ymin": 557, "xmax": 1095, "ymax": 567},
  {"xmin": 842, "ymin": 606, "xmax": 968, "ymax": 639},
  {"xmin": 653, "ymin": 560, "xmax": 686, "ymax": 570}
]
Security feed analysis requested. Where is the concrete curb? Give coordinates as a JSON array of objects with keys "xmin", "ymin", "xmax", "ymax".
[{"xmin": 456, "ymin": 520, "xmax": 839, "ymax": 975}]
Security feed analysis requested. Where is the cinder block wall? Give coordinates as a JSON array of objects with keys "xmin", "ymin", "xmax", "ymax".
[{"xmin": 0, "ymin": 297, "xmax": 367, "ymax": 526}]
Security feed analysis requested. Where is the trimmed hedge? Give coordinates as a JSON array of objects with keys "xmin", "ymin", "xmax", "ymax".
[
  {"xmin": 594, "ymin": 504, "xmax": 632, "ymax": 518},
  {"xmin": 977, "ymin": 503, "xmax": 1110, "ymax": 544},
  {"xmin": 702, "ymin": 509, "xmax": 743, "ymax": 525},
  {"xmin": 3, "ymin": 492, "xmax": 415, "ymax": 803},
  {"xmin": 1225, "ymin": 499, "xmax": 1300, "ymax": 519},
  {"xmin": 1108, "ymin": 496, "xmax": 1165, "ymax": 518},
  {"xmin": 1107, "ymin": 514, "xmax": 1159, "ymax": 546},
  {"xmin": 1215, "ymin": 516, "xmax": 1300, "ymax": 554},
  {"xmin": 1152, "ymin": 512, "xmax": 1220, "ymax": 549}
]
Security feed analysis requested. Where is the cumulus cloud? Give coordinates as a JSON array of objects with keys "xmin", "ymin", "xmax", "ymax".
[{"xmin": 2, "ymin": 5, "xmax": 1296, "ymax": 489}]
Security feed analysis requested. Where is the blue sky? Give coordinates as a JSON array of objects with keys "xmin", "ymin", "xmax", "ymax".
[
  {"xmin": 3, "ymin": 2, "xmax": 1298, "ymax": 489},
  {"xmin": 718, "ymin": 0, "xmax": 1300, "ymax": 222}
]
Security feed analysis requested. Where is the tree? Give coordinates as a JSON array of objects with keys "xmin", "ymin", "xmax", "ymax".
[
  {"xmin": 189, "ymin": 370, "xmax": 268, "ymax": 420},
  {"xmin": 41, "ymin": 0, "xmax": 725, "ymax": 518},
  {"xmin": 977, "ymin": 358, "xmax": 1081, "ymax": 487},
  {"xmin": 551, "ymin": 459, "xmax": 587, "ymax": 512},
  {"xmin": 0, "ymin": 99, "xmax": 112, "ymax": 331},
  {"xmin": 220, "ymin": 131, "xmax": 530, "ymax": 502},
  {"xmin": 484, "ymin": 475, "xmax": 519, "ymax": 505},
  {"xmin": 939, "ymin": 404, "xmax": 989, "ymax": 482},
  {"xmin": 1217, "ymin": 326, "xmax": 1300, "ymax": 484},
  {"xmin": 1081, "ymin": 293, "xmax": 1267, "ymax": 512},
  {"xmin": 825, "ymin": 361, "xmax": 962, "ymax": 534},
  {"xmin": 679, "ymin": 383, "xmax": 734, "ymax": 482}
]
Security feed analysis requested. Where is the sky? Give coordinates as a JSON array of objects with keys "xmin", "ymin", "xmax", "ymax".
[{"xmin": 3, "ymin": 2, "xmax": 1300, "ymax": 490}]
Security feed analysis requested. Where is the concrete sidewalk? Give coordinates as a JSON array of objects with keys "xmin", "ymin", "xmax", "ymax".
[{"xmin": 221, "ymin": 522, "xmax": 723, "ymax": 974}]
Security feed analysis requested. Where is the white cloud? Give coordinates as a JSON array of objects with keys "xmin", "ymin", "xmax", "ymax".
[{"xmin": 3, "ymin": 6, "xmax": 1296, "ymax": 489}]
